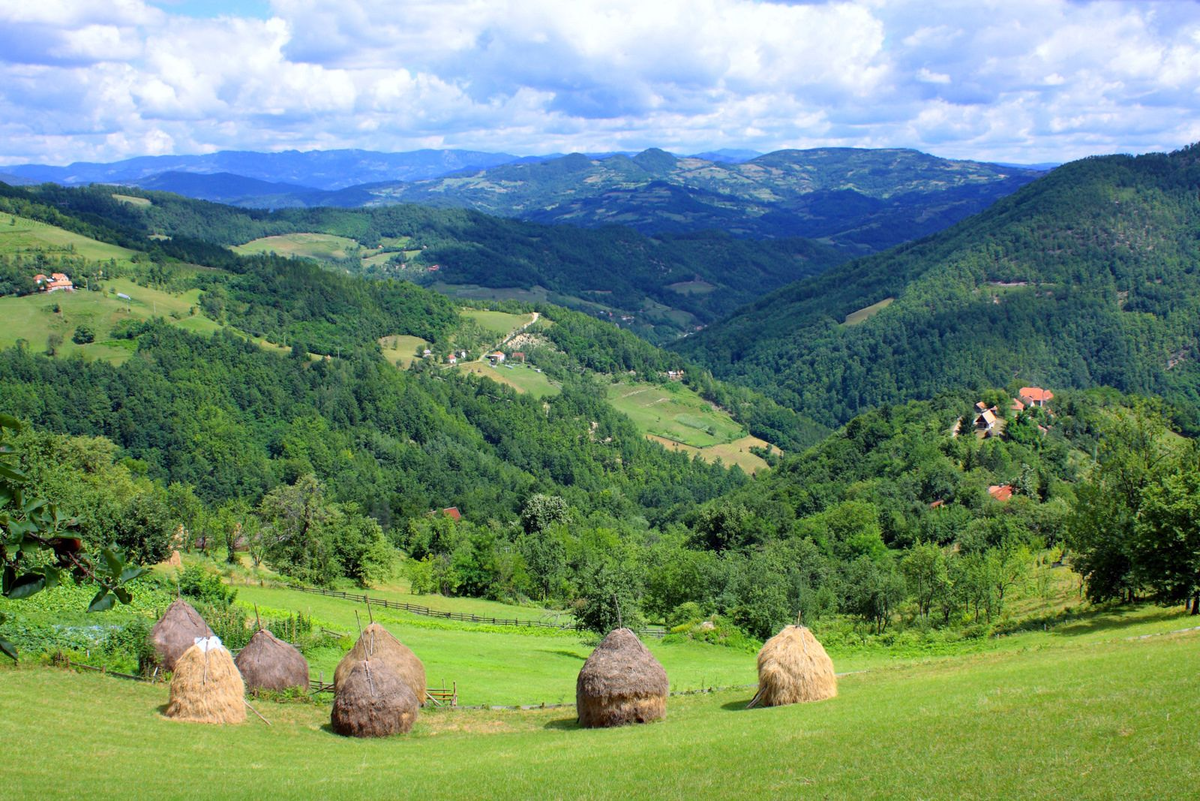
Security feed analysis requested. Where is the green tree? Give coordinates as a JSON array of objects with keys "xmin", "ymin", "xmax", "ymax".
[
  {"xmin": 1133, "ymin": 463, "xmax": 1200, "ymax": 614},
  {"xmin": 901, "ymin": 541, "xmax": 950, "ymax": 619}
]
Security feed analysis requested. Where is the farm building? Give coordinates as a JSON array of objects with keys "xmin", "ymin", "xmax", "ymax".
[
  {"xmin": 1019, "ymin": 387, "xmax": 1054, "ymax": 407},
  {"xmin": 489, "ymin": 351, "xmax": 506, "ymax": 364},
  {"xmin": 34, "ymin": 272, "xmax": 74, "ymax": 292},
  {"xmin": 748, "ymin": 625, "xmax": 837, "ymax": 708},
  {"xmin": 988, "ymin": 484, "xmax": 1015, "ymax": 502},
  {"xmin": 576, "ymin": 628, "xmax": 669, "ymax": 729}
]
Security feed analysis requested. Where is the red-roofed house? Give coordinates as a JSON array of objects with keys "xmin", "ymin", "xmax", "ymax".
[
  {"xmin": 974, "ymin": 408, "xmax": 999, "ymax": 435},
  {"xmin": 1019, "ymin": 387, "xmax": 1054, "ymax": 407},
  {"xmin": 988, "ymin": 485, "xmax": 1015, "ymax": 502},
  {"xmin": 441, "ymin": 507, "xmax": 462, "ymax": 521},
  {"xmin": 1011, "ymin": 398, "xmax": 1026, "ymax": 412},
  {"xmin": 929, "ymin": 499, "xmax": 945, "ymax": 509},
  {"xmin": 35, "ymin": 272, "xmax": 74, "ymax": 292}
]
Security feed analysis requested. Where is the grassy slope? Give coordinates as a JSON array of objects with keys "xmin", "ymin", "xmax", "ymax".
[
  {"xmin": 452, "ymin": 361, "xmax": 560, "ymax": 398},
  {"xmin": 379, "ymin": 334, "xmax": 429, "ymax": 368},
  {"xmin": 1, "ymin": 623, "xmax": 1195, "ymax": 799},
  {"xmin": 0, "ymin": 277, "xmax": 218, "ymax": 364},
  {"xmin": 607, "ymin": 381, "xmax": 745, "ymax": 449},
  {"xmin": 231, "ymin": 233, "xmax": 364, "ymax": 262},
  {"xmin": 0, "ymin": 212, "xmax": 140, "ymax": 262}
]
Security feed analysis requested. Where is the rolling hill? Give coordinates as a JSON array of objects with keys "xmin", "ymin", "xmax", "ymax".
[
  {"xmin": 677, "ymin": 143, "xmax": 1200, "ymax": 430},
  {"xmin": 2, "ymin": 182, "xmax": 848, "ymax": 342},
  {"xmin": 338, "ymin": 147, "xmax": 1046, "ymax": 252}
]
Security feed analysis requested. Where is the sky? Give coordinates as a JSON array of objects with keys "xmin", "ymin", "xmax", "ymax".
[{"xmin": 2, "ymin": 0, "xmax": 1200, "ymax": 166}]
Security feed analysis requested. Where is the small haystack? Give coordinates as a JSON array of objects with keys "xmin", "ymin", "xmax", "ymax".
[
  {"xmin": 576, "ymin": 628, "xmax": 669, "ymax": 728},
  {"xmin": 334, "ymin": 623, "xmax": 425, "ymax": 704},
  {"xmin": 236, "ymin": 629, "xmax": 309, "ymax": 693},
  {"xmin": 149, "ymin": 598, "xmax": 213, "ymax": 672},
  {"xmin": 331, "ymin": 659, "xmax": 419, "ymax": 738},
  {"xmin": 747, "ymin": 625, "xmax": 837, "ymax": 708},
  {"xmin": 164, "ymin": 637, "xmax": 246, "ymax": 724}
]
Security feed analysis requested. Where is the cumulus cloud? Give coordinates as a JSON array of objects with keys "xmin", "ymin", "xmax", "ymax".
[{"xmin": 0, "ymin": 0, "xmax": 1199, "ymax": 165}]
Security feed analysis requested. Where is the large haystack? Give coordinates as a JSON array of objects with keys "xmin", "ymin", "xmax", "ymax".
[
  {"xmin": 164, "ymin": 638, "xmax": 246, "ymax": 724},
  {"xmin": 149, "ymin": 598, "xmax": 213, "ymax": 672},
  {"xmin": 334, "ymin": 623, "xmax": 425, "ymax": 704},
  {"xmin": 748, "ymin": 625, "xmax": 837, "ymax": 708},
  {"xmin": 235, "ymin": 629, "xmax": 309, "ymax": 693},
  {"xmin": 576, "ymin": 628, "xmax": 669, "ymax": 728},
  {"xmin": 331, "ymin": 659, "xmax": 419, "ymax": 738}
]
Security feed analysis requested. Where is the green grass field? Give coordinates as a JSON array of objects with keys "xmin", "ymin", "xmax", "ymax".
[
  {"xmin": 1, "ymin": 612, "xmax": 1195, "ymax": 799},
  {"xmin": 231, "ymin": 233, "xmax": 364, "ymax": 263},
  {"xmin": 648, "ymin": 434, "xmax": 774, "ymax": 474},
  {"xmin": 607, "ymin": 381, "xmax": 746, "ymax": 449},
  {"xmin": 843, "ymin": 297, "xmax": 895, "ymax": 326},
  {"xmin": 110, "ymin": 193, "xmax": 152, "ymax": 207},
  {"xmin": 0, "ymin": 277, "xmax": 219, "ymax": 364},
  {"xmin": 461, "ymin": 309, "xmax": 536, "ymax": 340},
  {"xmin": 0, "ymin": 213, "xmax": 140, "ymax": 263},
  {"xmin": 379, "ymin": 334, "xmax": 430, "ymax": 368},
  {"xmin": 452, "ymin": 361, "xmax": 560, "ymax": 398}
]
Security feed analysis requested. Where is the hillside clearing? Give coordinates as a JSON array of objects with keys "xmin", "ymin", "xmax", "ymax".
[
  {"xmin": 452, "ymin": 360, "xmax": 560, "ymax": 398},
  {"xmin": 607, "ymin": 380, "xmax": 746, "ymax": 449},
  {"xmin": 461, "ymin": 309, "xmax": 537, "ymax": 340},
  {"xmin": 647, "ymin": 433, "xmax": 776, "ymax": 474},
  {"xmin": 0, "ymin": 213, "xmax": 140, "ymax": 263},
  {"xmin": 231, "ymin": 233, "xmax": 364, "ymax": 263},
  {"xmin": 842, "ymin": 296, "xmax": 895, "ymax": 326},
  {"xmin": 379, "ymin": 334, "xmax": 430, "ymax": 368}
]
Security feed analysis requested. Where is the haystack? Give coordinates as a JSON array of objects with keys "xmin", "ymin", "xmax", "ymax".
[
  {"xmin": 331, "ymin": 659, "xmax": 419, "ymax": 738},
  {"xmin": 164, "ymin": 637, "xmax": 245, "ymax": 724},
  {"xmin": 235, "ymin": 629, "xmax": 310, "ymax": 693},
  {"xmin": 149, "ymin": 598, "xmax": 213, "ymax": 671},
  {"xmin": 747, "ymin": 625, "xmax": 837, "ymax": 708},
  {"xmin": 334, "ymin": 623, "xmax": 425, "ymax": 704},
  {"xmin": 576, "ymin": 628, "xmax": 669, "ymax": 728}
]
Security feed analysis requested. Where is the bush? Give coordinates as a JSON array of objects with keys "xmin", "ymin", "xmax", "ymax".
[
  {"xmin": 71, "ymin": 325, "xmax": 95, "ymax": 345},
  {"xmin": 177, "ymin": 564, "xmax": 237, "ymax": 608}
]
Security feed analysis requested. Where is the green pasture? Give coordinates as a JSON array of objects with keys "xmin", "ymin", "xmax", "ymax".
[
  {"xmin": 452, "ymin": 360, "xmax": 560, "ymax": 398},
  {"xmin": 379, "ymin": 334, "xmax": 429, "ymax": 368},
  {"xmin": 607, "ymin": 380, "xmax": 746, "ymax": 449},
  {"xmin": 648, "ymin": 433, "xmax": 773, "ymax": 474},
  {"xmin": 231, "ymin": 233, "xmax": 363, "ymax": 263},
  {"xmin": 666, "ymin": 279, "xmax": 716, "ymax": 295},
  {"xmin": 231, "ymin": 583, "xmax": 752, "ymax": 705},
  {"xmin": 461, "ymin": 309, "xmax": 536, "ymax": 340},
  {"xmin": 0, "ymin": 278, "xmax": 218, "ymax": 364},
  {"xmin": 0, "ymin": 213, "xmax": 140, "ymax": 263},
  {"xmin": 1, "ymin": 615, "xmax": 1196, "ymax": 799},
  {"xmin": 843, "ymin": 296, "xmax": 895, "ymax": 326}
]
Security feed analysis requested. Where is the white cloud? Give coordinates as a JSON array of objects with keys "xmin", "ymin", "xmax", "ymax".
[{"xmin": 0, "ymin": 0, "xmax": 1199, "ymax": 165}]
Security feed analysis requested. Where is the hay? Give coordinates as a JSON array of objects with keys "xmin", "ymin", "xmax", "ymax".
[
  {"xmin": 331, "ymin": 659, "xmax": 419, "ymax": 738},
  {"xmin": 149, "ymin": 598, "xmax": 213, "ymax": 672},
  {"xmin": 164, "ymin": 639, "xmax": 246, "ymax": 724},
  {"xmin": 748, "ymin": 625, "xmax": 837, "ymax": 708},
  {"xmin": 334, "ymin": 623, "xmax": 425, "ymax": 704},
  {"xmin": 576, "ymin": 628, "xmax": 669, "ymax": 728},
  {"xmin": 235, "ymin": 629, "xmax": 310, "ymax": 693}
]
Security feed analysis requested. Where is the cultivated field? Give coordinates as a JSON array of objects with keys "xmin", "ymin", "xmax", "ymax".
[
  {"xmin": 1, "ymin": 608, "xmax": 1195, "ymax": 799},
  {"xmin": 647, "ymin": 433, "xmax": 775, "ymax": 474},
  {"xmin": 607, "ymin": 381, "xmax": 746, "ymax": 450}
]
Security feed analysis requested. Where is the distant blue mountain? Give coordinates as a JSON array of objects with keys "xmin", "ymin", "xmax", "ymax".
[
  {"xmin": 688, "ymin": 149, "xmax": 762, "ymax": 163},
  {"xmin": 6, "ymin": 148, "xmax": 527, "ymax": 191}
]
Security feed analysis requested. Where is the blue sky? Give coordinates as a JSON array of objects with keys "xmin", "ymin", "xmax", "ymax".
[{"xmin": 2, "ymin": 0, "xmax": 1200, "ymax": 166}]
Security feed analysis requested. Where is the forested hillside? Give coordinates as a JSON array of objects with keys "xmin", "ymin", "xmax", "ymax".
[
  {"xmin": 2, "ymin": 182, "xmax": 845, "ymax": 342},
  {"xmin": 293, "ymin": 147, "xmax": 1042, "ymax": 253},
  {"xmin": 679, "ymin": 144, "xmax": 1200, "ymax": 431}
]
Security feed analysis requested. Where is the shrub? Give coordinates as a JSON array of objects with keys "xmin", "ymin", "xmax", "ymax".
[
  {"xmin": 71, "ymin": 325, "xmax": 95, "ymax": 345},
  {"xmin": 177, "ymin": 564, "xmax": 237, "ymax": 608}
]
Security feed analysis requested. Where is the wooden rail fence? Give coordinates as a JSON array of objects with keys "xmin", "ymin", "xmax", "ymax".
[{"xmin": 292, "ymin": 585, "xmax": 667, "ymax": 638}]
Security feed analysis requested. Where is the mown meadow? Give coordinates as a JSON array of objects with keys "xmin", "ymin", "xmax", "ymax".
[{"xmin": 1, "ymin": 608, "xmax": 1195, "ymax": 799}]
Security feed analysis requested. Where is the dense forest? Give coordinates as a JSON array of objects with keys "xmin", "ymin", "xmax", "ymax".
[{"xmin": 678, "ymin": 144, "xmax": 1200, "ymax": 432}]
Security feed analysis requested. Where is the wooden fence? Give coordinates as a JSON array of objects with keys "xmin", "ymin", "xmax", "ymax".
[{"xmin": 292, "ymin": 585, "xmax": 667, "ymax": 638}]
